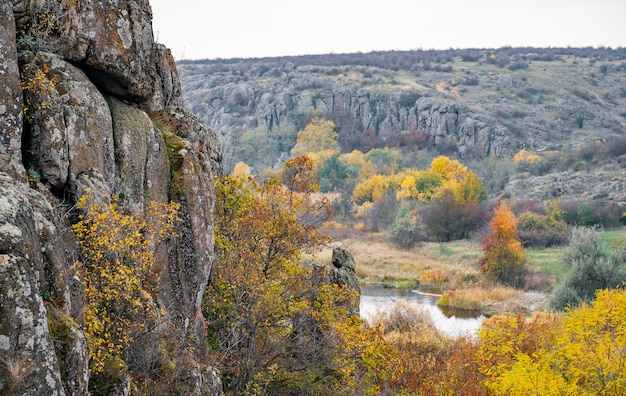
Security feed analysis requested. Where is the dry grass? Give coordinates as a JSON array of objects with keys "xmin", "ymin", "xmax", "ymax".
[
  {"xmin": 437, "ymin": 287, "xmax": 523, "ymax": 311},
  {"xmin": 372, "ymin": 300, "xmax": 448, "ymax": 345},
  {"xmin": 305, "ymin": 229, "xmax": 551, "ymax": 314},
  {"xmin": 0, "ymin": 355, "xmax": 35, "ymax": 395},
  {"xmin": 309, "ymin": 231, "xmax": 485, "ymax": 288}
]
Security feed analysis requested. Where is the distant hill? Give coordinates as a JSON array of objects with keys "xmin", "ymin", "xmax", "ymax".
[{"xmin": 177, "ymin": 47, "xmax": 626, "ymax": 204}]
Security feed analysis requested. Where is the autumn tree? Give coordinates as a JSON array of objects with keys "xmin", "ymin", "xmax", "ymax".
[
  {"xmin": 479, "ymin": 203, "xmax": 526, "ymax": 286},
  {"xmin": 487, "ymin": 289, "xmax": 626, "ymax": 395},
  {"xmin": 291, "ymin": 115, "xmax": 339, "ymax": 163},
  {"xmin": 231, "ymin": 161, "xmax": 250, "ymax": 176},
  {"xmin": 207, "ymin": 156, "xmax": 388, "ymax": 394},
  {"xmin": 421, "ymin": 189, "xmax": 484, "ymax": 242},
  {"xmin": 352, "ymin": 174, "xmax": 393, "ymax": 205},
  {"xmin": 430, "ymin": 155, "xmax": 467, "ymax": 186},
  {"xmin": 72, "ymin": 195, "xmax": 179, "ymax": 394},
  {"xmin": 395, "ymin": 169, "xmax": 443, "ymax": 202},
  {"xmin": 455, "ymin": 170, "xmax": 487, "ymax": 205}
]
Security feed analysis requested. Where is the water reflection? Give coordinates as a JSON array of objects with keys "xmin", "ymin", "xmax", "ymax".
[{"xmin": 360, "ymin": 284, "xmax": 485, "ymax": 338}]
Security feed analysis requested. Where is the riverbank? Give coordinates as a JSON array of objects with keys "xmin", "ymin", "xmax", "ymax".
[{"xmin": 306, "ymin": 230, "xmax": 553, "ymax": 316}]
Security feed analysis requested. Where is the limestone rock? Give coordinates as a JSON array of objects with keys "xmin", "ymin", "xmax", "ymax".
[
  {"xmin": 179, "ymin": 66, "xmax": 517, "ymax": 162},
  {"xmin": 20, "ymin": 52, "xmax": 116, "ymax": 196}
]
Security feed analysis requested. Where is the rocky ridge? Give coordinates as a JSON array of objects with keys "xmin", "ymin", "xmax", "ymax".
[
  {"xmin": 178, "ymin": 51, "xmax": 626, "ymax": 204},
  {"xmin": 1, "ymin": 0, "xmax": 222, "ymax": 394}
]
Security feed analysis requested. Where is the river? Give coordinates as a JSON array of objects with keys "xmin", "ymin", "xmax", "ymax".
[{"xmin": 359, "ymin": 284, "xmax": 485, "ymax": 338}]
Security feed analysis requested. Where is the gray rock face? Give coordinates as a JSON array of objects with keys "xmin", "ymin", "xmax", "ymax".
[
  {"xmin": 180, "ymin": 69, "xmax": 517, "ymax": 162},
  {"xmin": 2, "ymin": 1, "xmax": 223, "ymax": 395},
  {"xmin": 14, "ymin": 0, "xmax": 181, "ymax": 110},
  {"xmin": 0, "ymin": 0, "xmax": 25, "ymax": 180},
  {"xmin": 331, "ymin": 247, "xmax": 361, "ymax": 295},
  {"xmin": 501, "ymin": 170, "xmax": 626, "ymax": 205},
  {"xmin": 0, "ymin": 174, "xmax": 88, "ymax": 396}
]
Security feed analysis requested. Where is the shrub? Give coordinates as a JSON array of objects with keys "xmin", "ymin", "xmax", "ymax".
[
  {"xmin": 508, "ymin": 60, "xmax": 529, "ymax": 71},
  {"xmin": 389, "ymin": 201, "xmax": 426, "ymax": 249},
  {"xmin": 575, "ymin": 113, "xmax": 584, "ymax": 128},
  {"xmin": 421, "ymin": 190, "xmax": 485, "ymax": 242},
  {"xmin": 560, "ymin": 200, "xmax": 625, "ymax": 228},
  {"xmin": 549, "ymin": 226, "xmax": 626, "ymax": 311},
  {"xmin": 72, "ymin": 194, "xmax": 180, "ymax": 390},
  {"xmin": 373, "ymin": 300, "xmax": 431, "ymax": 333},
  {"xmin": 437, "ymin": 290, "xmax": 482, "ymax": 311},
  {"xmin": 517, "ymin": 212, "xmax": 570, "ymax": 248}
]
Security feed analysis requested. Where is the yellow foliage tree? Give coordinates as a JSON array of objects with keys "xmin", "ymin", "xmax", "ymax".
[
  {"xmin": 487, "ymin": 289, "xmax": 626, "ymax": 395},
  {"xmin": 430, "ymin": 156, "xmax": 486, "ymax": 205},
  {"xmin": 395, "ymin": 169, "xmax": 443, "ymax": 202},
  {"xmin": 513, "ymin": 148, "xmax": 541, "ymax": 165},
  {"xmin": 72, "ymin": 195, "xmax": 180, "ymax": 375},
  {"xmin": 555, "ymin": 288, "xmax": 626, "ymax": 394},
  {"xmin": 352, "ymin": 174, "xmax": 392, "ymax": 204},
  {"xmin": 455, "ymin": 170, "xmax": 487, "ymax": 205},
  {"xmin": 291, "ymin": 116, "xmax": 339, "ymax": 164},
  {"xmin": 231, "ymin": 161, "xmax": 250, "ymax": 176},
  {"xmin": 430, "ymin": 155, "xmax": 467, "ymax": 184},
  {"xmin": 207, "ymin": 168, "xmax": 338, "ymax": 393},
  {"xmin": 358, "ymin": 160, "xmax": 378, "ymax": 181}
]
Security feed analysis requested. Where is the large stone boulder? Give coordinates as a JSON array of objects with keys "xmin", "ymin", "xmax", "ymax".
[
  {"xmin": 1, "ymin": 0, "xmax": 224, "ymax": 394},
  {"xmin": 331, "ymin": 247, "xmax": 361, "ymax": 295}
]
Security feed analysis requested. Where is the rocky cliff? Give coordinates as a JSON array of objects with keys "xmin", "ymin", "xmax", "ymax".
[
  {"xmin": 1, "ymin": 1, "xmax": 221, "ymax": 394},
  {"xmin": 178, "ymin": 50, "xmax": 626, "ymax": 167}
]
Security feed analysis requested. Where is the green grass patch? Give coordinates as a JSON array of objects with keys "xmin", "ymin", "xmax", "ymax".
[
  {"xmin": 600, "ymin": 228, "xmax": 626, "ymax": 244},
  {"xmin": 526, "ymin": 247, "xmax": 567, "ymax": 282},
  {"xmin": 421, "ymin": 241, "xmax": 482, "ymax": 266}
]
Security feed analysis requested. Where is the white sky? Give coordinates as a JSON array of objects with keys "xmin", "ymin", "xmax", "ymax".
[{"xmin": 150, "ymin": 0, "xmax": 626, "ymax": 60}]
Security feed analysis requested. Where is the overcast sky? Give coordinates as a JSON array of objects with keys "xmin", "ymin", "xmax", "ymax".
[{"xmin": 150, "ymin": 0, "xmax": 626, "ymax": 60}]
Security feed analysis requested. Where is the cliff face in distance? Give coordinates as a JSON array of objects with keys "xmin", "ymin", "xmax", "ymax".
[
  {"xmin": 180, "ymin": 48, "xmax": 626, "ymax": 160},
  {"xmin": 0, "ymin": 0, "xmax": 222, "ymax": 394},
  {"xmin": 178, "ymin": 48, "xmax": 626, "ymax": 204}
]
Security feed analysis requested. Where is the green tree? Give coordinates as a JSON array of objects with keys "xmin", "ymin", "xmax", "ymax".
[
  {"xmin": 389, "ymin": 201, "xmax": 426, "ymax": 249},
  {"xmin": 318, "ymin": 154, "xmax": 350, "ymax": 192},
  {"xmin": 363, "ymin": 148, "xmax": 404, "ymax": 175},
  {"xmin": 233, "ymin": 124, "xmax": 297, "ymax": 173}
]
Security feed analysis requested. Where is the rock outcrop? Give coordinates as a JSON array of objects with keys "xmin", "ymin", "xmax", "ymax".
[
  {"xmin": 1, "ymin": 1, "xmax": 222, "ymax": 394},
  {"xmin": 331, "ymin": 248, "xmax": 361, "ymax": 295},
  {"xmin": 183, "ymin": 75, "xmax": 515, "ymax": 161},
  {"xmin": 178, "ymin": 52, "xmax": 626, "ymax": 172},
  {"xmin": 501, "ymin": 170, "xmax": 626, "ymax": 205}
]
